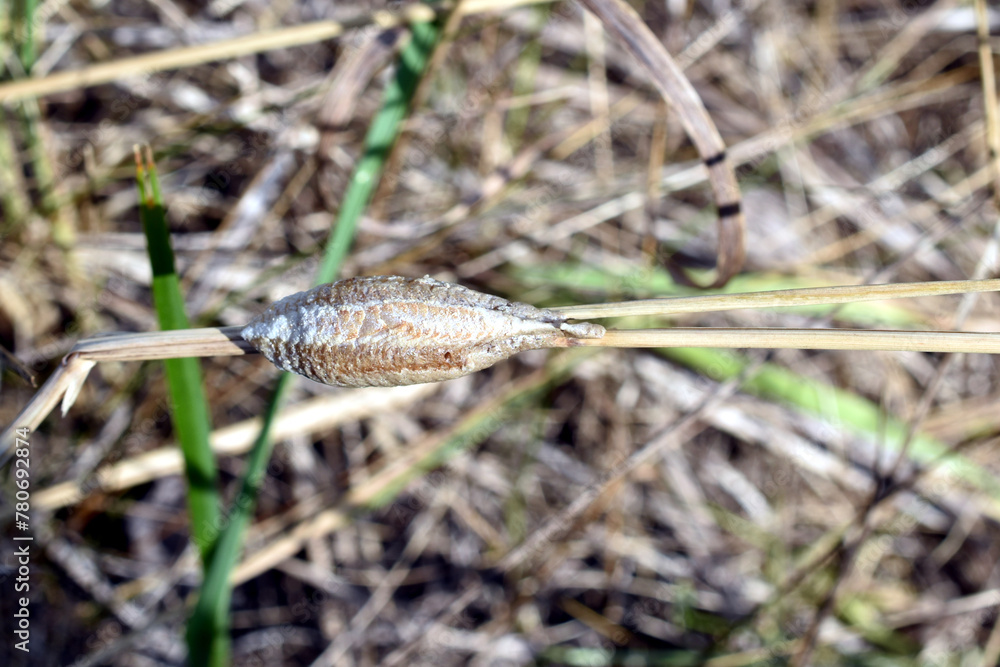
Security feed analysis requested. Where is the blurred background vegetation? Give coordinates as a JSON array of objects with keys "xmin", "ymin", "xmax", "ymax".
[{"xmin": 2, "ymin": 0, "xmax": 1000, "ymax": 665}]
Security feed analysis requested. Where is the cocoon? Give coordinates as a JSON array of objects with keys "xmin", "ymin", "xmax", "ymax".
[{"xmin": 242, "ymin": 275, "xmax": 605, "ymax": 387}]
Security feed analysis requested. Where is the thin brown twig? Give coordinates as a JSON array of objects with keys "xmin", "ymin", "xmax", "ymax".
[{"xmin": 574, "ymin": 0, "xmax": 745, "ymax": 287}]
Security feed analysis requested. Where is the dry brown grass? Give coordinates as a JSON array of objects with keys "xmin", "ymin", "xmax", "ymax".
[{"xmin": 2, "ymin": 0, "xmax": 1000, "ymax": 665}]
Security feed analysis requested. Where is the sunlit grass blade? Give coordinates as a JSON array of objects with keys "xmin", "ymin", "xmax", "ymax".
[
  {"xmin": 134, "ymin": 145, "xmax": 220, "ymax": 562},
  {"xmin": 184, "ymin": 371, "xmax": 291, "ymax": 667},
  {"xmin": 7, "ymin": 0, "xmax": 72, "ymax": 245},
  {"xmin": 12, "ymin": 0, "xmax": 38, "ymax": 71},
  {"xmin": 134, "ymin": 145, "xmax": 223, "ymax": 658},
  {"xmin": 0, "ymin": 107, "xmax": 30, "ymax": 234},
  {"xmin": 505, "ymin": 5, "xmax": 546, "ymax": 148},
  {"xmin": 316, "ymin": 20, "xmax": 441, "ymax": 284},
  {"xmin": 184, "ymin": 17, "xmax": 444, "ymax": 667}
]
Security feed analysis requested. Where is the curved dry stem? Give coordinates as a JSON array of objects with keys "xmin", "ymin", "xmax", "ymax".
[{"xmin": 575, "ymin": 0, "xmax": 745, "ymax": 286}]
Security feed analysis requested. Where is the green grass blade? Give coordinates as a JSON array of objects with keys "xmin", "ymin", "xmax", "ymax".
[
  {"xmin": 134, "ymin": 148, "xmax": 220, "ymax": 566},
  {"xmin": 0, "ymin": 107, "xmax": 30, "ymax": 233},
  {"xmin": 10, "ymin": 0, "xmax": 70, "ymax": 241},
  {"xmin": 316, "ymin": 19, "xmax": 440, "ymax": 285},
  {"xmin": 135, "ymin": 143, "xmax": 227, "ymax": 663},
  {"xmin": 185, "ymin": 17, "xmax": 443, "ymax": 667},
  {"xmin": 12, "ymin": 0, "xmax": 38, "ymax": 72},
  {"xmin": 184, "ymin": 371, "xmax": 291, "ymax": 667},
  {"xmin": 505, "ymin": 6, "xmax": 546, "ymax": 148}
]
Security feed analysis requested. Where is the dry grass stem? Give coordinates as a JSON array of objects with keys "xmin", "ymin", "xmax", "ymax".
[
  {"xmin": 5, "ymin": 278, "xmax": 998, "ymax": 456},
  {"xmin": 581, "ymin": 328, "xmax": 1000, "ymax": 355},
  {"xmin": 552, "ymin": 278, "xmax": 1000, "ymax": 318},
  {"xmin": 1, "ymin": 327, "xmax": 249, "ymax": 455},
  {"xmin": 71, "ymin": 326, "xmax": 250, "ymax": 362},
  {"xmin": 0, "ymin": 0, "xmax": 550, "ymax": 104}
]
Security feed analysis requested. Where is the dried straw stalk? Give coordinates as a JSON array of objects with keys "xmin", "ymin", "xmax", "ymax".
[{"xmin": 2, "ymin": 278, "xmax": 998, "ymax": 457}]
